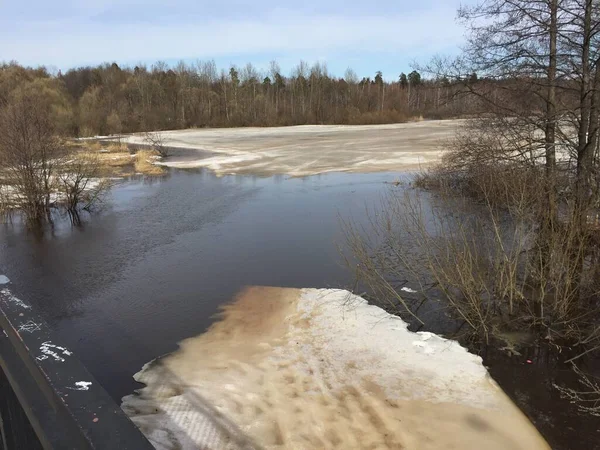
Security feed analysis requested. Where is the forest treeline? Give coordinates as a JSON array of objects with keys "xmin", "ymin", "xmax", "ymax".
[{"xmin": 0, "ymin": 60, "xmax": 481, "ymax": 136}]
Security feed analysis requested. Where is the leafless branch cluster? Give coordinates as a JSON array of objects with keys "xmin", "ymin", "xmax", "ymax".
[
  {"xmin": 143, "ymin": 131, "xmax": 168, "ymax": 157},
  {"xmin": 555, "ymin": 365, "xmax": 600, "ymax": 416},
  {"xmin": 348, "ymin": 0, "xmax": 600, "ymax": 415},
  {"xmin": 58, "ymin": 154, "xmax": 109, "ymax": 225},
  {"xmin": 346, "ymin": 172, "xmax": 600, "ymax": 338}
]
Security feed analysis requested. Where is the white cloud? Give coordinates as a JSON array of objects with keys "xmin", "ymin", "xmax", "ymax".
[{"xmin": 0, "ymin": 8, "xmax": 463, "ymax": 68}]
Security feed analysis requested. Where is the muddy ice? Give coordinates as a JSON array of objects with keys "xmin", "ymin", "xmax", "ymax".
[
  {"xmin": 124, "ymin": 121, "xmax": 460, "ymax": 176},
  {"xmin": 121, "ymin": 287, "xmax": 548, "ymax": 449}
]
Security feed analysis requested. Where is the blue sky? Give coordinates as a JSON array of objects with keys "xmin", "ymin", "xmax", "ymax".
[{"xmin": 0, "ymin": 0, "xmax": 473, "ymax": 79}]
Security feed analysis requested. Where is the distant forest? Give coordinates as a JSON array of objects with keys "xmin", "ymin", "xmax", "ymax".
[{"xmin": 0, "ymin": 61, "xmax": 483, "ymax": 136}]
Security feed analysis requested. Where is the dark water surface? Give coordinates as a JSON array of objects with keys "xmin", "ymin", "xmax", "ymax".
[
  {"xmin": 0, "ymin": 169, "xmax": 598, "ymax": 449},
  {"xmin": 0, "ymin": 169, "xmax": 397, "ymax": 399}
]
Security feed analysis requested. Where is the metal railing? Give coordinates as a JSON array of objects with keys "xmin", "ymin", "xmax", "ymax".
[{"xmin": 0, "ymin": 279, "xmax": 154, "ymax": 450}]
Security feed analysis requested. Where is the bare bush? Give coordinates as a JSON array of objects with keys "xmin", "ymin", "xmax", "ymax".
[
  {"xmin": 58, "ymin": 153, "xmax": 109, "ymax": 225},
  {"xmin": 346, "ymin": 166, "xmax": 600, "ymax": 345},
  {"xmin": 143, "ymin": 131, "xmax": 168, "ymax": 157}
]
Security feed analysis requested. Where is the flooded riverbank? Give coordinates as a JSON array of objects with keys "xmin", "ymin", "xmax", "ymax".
[{"xmin": 0, "ymin": 169, "xmax": 597, "ymax": 449}]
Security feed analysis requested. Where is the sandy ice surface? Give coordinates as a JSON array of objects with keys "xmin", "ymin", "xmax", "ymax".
[
  {"xmin": 122, "ymin": 287, "xmax": 548, "ymax": 450},
  {"xmin": 124, "ymin": 121, "xmax": 461, "ymax": 177}
]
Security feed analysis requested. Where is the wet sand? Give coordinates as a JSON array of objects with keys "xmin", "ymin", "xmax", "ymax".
[
  {"xmin": 122, "ymin": 286, "xmax": 549, "ymax": 450},
  {"xmin": 125, "ymin": 121, "xmax": 461, "ymax": 177}
]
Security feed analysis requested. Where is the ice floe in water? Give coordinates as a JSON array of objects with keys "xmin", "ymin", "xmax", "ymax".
[{"xmin": 121, "ymin": 287, "xmax": 549, "ymax": 450}]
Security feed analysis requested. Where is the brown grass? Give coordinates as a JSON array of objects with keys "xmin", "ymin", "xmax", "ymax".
[
  {"xmin": 103, "ymin": 142, "xmax": 128, "ymax": 153},
  {"xmin": 85, "ymin": 141, "xmax": 102, "ymax": 152},
  {"xmin": 77, "ymin": 151, "xmax": 131, "ymax": 167},
  {"xmin": 73, "ymin": 140, "xmax": 166, "ymax": 177},
  {"xmin": 105, "ymin": 153, "xmax": 134, "ymax": 167},
  {"xmin": 134, "ymin": 150, "xmax": 166, "ymax": 176},
  {"xmin": 75, "ymin": 139, "xmax": 127, "ymax": 153}
]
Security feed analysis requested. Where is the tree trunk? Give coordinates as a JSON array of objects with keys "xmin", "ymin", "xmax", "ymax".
[
  {"xmin": 575, "ymin": 0, "xmax": 594, "ymax": 228},
  {"xmin": 544, "ymin": 0, "xmax": 558, "ymax": 230}
]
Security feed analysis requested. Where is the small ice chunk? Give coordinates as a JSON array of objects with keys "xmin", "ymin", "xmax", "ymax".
[
  {"xmin": 401, "ymin": 287, "xmax": 417, "ymax": 293},
  {"xmin": 0, "ymin": 275, "xmax": 10, "ymax": 285},
  {"xmin": 74, "ymin": 381, "xmax": 92, "ymax": 391}
]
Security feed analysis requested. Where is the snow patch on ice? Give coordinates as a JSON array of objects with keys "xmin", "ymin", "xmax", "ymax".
[
  {"xmin": 68, "ymin": 381, "xmax": 92, "ymax": 391},
  {"xmin": 37, "ymin": 341, "xmax": 72, "ymax": 363},
  {"xmin": 0, "ymin": 288, "xmax": 31, "ymax": 309},
  {"xmin": 124, "ymin": 121, "xmax": 458, "ymax": 176},
  {"xmin": 156, "ymin": 153, "xmax": 261, "ymax": 171},
  {"xmin": 122, "ymin": 287, "xmax": 548, "ymax": 450}
]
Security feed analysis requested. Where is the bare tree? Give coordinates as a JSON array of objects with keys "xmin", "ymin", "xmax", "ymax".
[
  {"xmin": 0, "ymin": 88, "xmax": 63, "ymax": 226},
  {"xmin": 568, "ymin": 0, "xmax": 600, "ymax": 226},
  {"xmin": 143, "ymin": 131, "xmax": 168, "ymax": 157},
  {"xmin": 50, "ymin": 58, "xmax": 468, "ymax": 133}
]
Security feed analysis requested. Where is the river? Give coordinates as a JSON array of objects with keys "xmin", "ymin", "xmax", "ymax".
[
  {"xmin": 0, "ymin": 169, "xmax": 395, "ymax": 397},
  {"xmin": 0, "ymin": 168, "xmax": 598, "ymax": 449}
]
